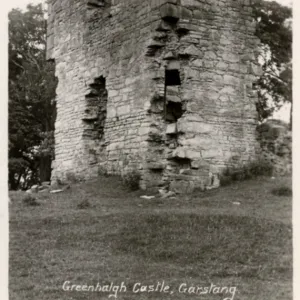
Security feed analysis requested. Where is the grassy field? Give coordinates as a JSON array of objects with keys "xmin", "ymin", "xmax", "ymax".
[{"xmin": 9, "ymin": 175, "xmax": 292, "ymax": 300}]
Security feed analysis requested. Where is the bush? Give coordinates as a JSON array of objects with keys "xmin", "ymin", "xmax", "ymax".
[
  {"xmin": 220, "ymin": 159, "xmax": 274, "ymax": 186},
  {"xmin": 271, "ymin": 186, "xmax": 292, "ymax": 197},
  {"xmin": 247, "ymin": 160, "xmax": 274, "ymax": 177},
  {"xmin": 23, "ymin": 195, "xmax": 40, "ymax": 206},
  {"xmin": 122, "ymin": 170, "xmax": 141, "ymax": 191}
]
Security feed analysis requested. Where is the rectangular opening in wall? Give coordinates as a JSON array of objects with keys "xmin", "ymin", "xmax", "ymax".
[
  {"xmin": 165, "ymin": 69, "xmax": 181, "ymax": 86},
  {"xmin": 166, "ymin": 101, "xmax": 183, "ymax": 122},
  {"xmin": 164, "ymin": 69, "xmax": 181, "ymax": 120}
]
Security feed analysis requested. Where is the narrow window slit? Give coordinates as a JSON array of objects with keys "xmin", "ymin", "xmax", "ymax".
[
  {"xmin": 164, "ymin": 69, "xmax": 181, "ymax": 120},
  {"xmin": 165, "ymin": 69, "xmax": 181, "ymax": 86}
]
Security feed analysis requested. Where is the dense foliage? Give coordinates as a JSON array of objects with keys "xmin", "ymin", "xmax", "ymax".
[
  {"xmin": 253, "ymin": 0, "xmax": 292, "ymax": 127},
  {"xmin": 9, "ymin": 4, "xmax": 57, "ymax": 190}
]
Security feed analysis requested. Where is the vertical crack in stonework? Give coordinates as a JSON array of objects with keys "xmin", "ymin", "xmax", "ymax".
[{"xmin": 82, "ymin": 76, "xmax": 107, "ymax": 165}]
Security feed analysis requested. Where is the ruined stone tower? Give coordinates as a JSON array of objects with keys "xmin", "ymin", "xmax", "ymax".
[{"xmin": 47, "ymin": 0, "xmax": 261, "ymax": 192}]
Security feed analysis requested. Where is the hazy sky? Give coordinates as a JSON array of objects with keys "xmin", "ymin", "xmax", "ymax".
[{"xmin": 4, "ymin": 0, "xmax": 293, "ymax": 12}]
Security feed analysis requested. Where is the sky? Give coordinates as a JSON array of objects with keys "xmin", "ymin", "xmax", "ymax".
[{"xmin": 6, "ymin": 0, "xmax": 43, "ymax": 12}]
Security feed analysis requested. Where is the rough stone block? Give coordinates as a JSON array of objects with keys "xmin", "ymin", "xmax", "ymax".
[
  {"xmin": 179, "ymin": 7, "xmax": 192, "ymax": 19},
  {"xmin": 191, "ymin": 160, "xmax": 200, "ymax": 169},
  {"xmin": 163, "ymin": 51, "xmax": 176, "ymax": 60},
  {"xmin": 193, "ymin": 10, "xmax": 202, "ymax": 19},
  {"xmin": 166, "ymin": 123, "xmax": 177, "ymax": 134},
  {"xmin": 117, "ymin": 105, "xmax": 130, "ymax": 115},
  {"xmin": 177, "ymin": 119, "xmax": 214, "ymax": 134},
  {"xmin": 172, "ymin": 147, "xmax": 186, "ymax": 159},
  {"xmin": 224, "ymin": 74, "xmax": 240, "ymax": 85},
  {"xmin": 181, "ymin": 0, "xmax": 201, "ymax": 6},
  {"xmin": 139, "ymin": 127, "xmax": 150, "ymax": 136},
  {"xmin": 107, "ymin": 107, "xmax": 117, "ymax": 119},
  {"xmin": 202, "ymin": 149, "xmax": 222, "ymax": 159},
  {"xmin": 167, "ymin": 95, "xmax": 181, "ymax": 103},
  {"xmin": 160, "ymin": 3, "xmax": 180, "ymax": 22},
  {"xmin": 185, "ymin": 150, "xmax": 201, "ymax": 160},
  {"xmin": 166, "ymin": 60, "xmax": 180, "ymax": 70},
  {"xmin": 222, "ymin": 52, "xmax": 240, "ymax": 63},
  {"xmin": 191, "ymin": 59, "xmax": 203, "ymax": 67},
  {"xmin": 180, "ymin": 45, "xmax": 202, "ymax": 57},
  {"xmin": 109, "ymin": 90, "xmax": 119, "ymax": 97},
  {"xmin": 150, "ymin": 0, "xmax": 178, "ymax": 8}
]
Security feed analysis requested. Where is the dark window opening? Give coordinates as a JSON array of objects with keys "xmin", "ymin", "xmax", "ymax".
[
  {"xmin": 168, "ymin": 157, "xmax": 191, "ymax": 169},
  {"xmin": 173, "ymin": 157, "xmax": 191, "ymax": 164},
  {"xmin": 164, "ymin": 69, "xmax": 181, "ymax": 120},
  {"xmin": 165, "ymin": 101, "xmax": 183, "ymax": 122},
  {"xmin": 176, "ymin": 28, "xmax": 190, "ymax": 38},
  {"xmin": 162, "ymin": 16, "xmax": 179, "ymax": 25},
  {"xmin": 165, "ymin": 69, "xmax": 181, "ymax": 86}
]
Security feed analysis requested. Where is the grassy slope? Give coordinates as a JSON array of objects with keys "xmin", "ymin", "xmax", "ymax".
[{"xmin": 9, "ymin": 176, "xmax": 292, "ymax": 300}]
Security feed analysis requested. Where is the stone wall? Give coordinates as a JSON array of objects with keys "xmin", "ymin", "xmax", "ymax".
[{"xmin": 47, "ymin": 0, "xmax": 261, "ymax": 192}]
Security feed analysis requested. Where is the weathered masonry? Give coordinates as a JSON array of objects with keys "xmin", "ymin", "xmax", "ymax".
[{"xmin": 47, "ymin": 0, "xmax": 261, "ymax": 193}]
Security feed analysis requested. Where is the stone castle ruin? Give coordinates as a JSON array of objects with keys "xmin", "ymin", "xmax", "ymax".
[{"xmin": 47, "ymin": 0, "xmax": 262, "ymax": 193}]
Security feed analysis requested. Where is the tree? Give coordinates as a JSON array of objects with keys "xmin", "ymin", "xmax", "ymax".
[
  {"xmin": 9, "ymin": 4, "xmax": 57, "ymax": 190},
  {"xmin": 253, "ymin": 0, "xmax": 292, "ymax": 129}
]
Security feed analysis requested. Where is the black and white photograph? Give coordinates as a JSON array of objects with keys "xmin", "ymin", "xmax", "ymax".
[{"xmin": 4, "ymin": 0, "xmax": 294, "ymax": 299}]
